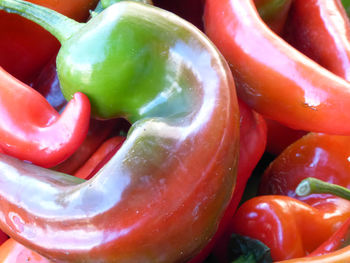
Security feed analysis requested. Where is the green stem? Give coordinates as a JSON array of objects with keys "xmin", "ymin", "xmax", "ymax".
[
  {"xmin": 0, "ymin": 0, "xmax": 83, "ymax": 43},
  {"xmin": 296, "ymin": 177, "xmax": 350, "ymax": 200}
]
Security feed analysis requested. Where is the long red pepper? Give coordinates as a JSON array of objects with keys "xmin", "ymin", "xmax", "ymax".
[
  {"xmin": 0, "ymin": 67, "xmax": 91, "ymax": 168},
  {"xmin": 283, "ymin": 0, "xmax": 350, "ymax": 81},
  {"xmin": 204, "ymin": 0, "xmax": 350, "ymax": 135}
]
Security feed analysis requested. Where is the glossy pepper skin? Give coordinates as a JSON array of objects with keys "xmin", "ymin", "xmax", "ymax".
[
  {"xmin": 0, "ymin": 238, "xmax": 49, "ymax": 263},
  {"xmin": 308, "ymin": 217, "xmax": 350, "ymax": 257},
  {"xmin": 0, "ymin": 1, "xmax": 239, "ymax": 262},
  {"xmin": 257, "ymin": 133, "xmax": 350, "ymax": 260},
  {"xmin": 260, "ymin": 133, "xmax": 350, "ymax": 202},
  {"xmin": 230, "ymin": 195, "xmax": 350, "ymax": 261},
  {"xmin": 204, "ymin": 0, "xmax": 350, "ymax": 135},
  {"xmin": 0, "ymin": 0, "xmax": 98, "ymax": 84},
  {"xmin": 283, "ymin": 0, "xmax": 350, "ymax": 81},
  {"xmin": 0, "ymin": 67, "xmax": 91, "ymax": 168},
  {"xmin": 74, "ymin": 136, "xmax": 125, "ymax": 180},
  {"xmin": 190, "ymin": 99, "xmax": 267, "ymax": 263}
]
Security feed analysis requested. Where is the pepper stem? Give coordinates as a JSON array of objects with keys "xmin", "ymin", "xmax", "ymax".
[
  {"xmin": 0, "ymin": 0, "xmax": 83, "ymax": 43},
  {"xmin": 296, "ymin": 177, "xmax": 350, "ymax": 200}
]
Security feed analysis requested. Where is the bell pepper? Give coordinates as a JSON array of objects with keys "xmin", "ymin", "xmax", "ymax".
[
  {"xmin": 255, "ymin": 133, "xmax": 350, "ymax": 260},
  {"xmin": 0, "ymin": 67, "xmax": 91, "ymax": 168},
  {"xmin": 260, "ymin": 133, "xmax": 350, "ymax": 202},
  {"xmin": 0, "ymin": 0, "xmax": 239, "ymax": 262},
  {"xmin": 190, "ymin": 99, "xmax": 267, "ymax": 263},
  {"xmin": 230, "ymin": 195, "xmax": 350, "ymax": 261},
  {"xmin": 204, "ymin": 0, "xmax": 350, "ymax": 135},
  {"xmin": 0, "ymin": 0, "xmax": 98, "ymax": 84},
  {"xmin": 271, "ymin": 178, "xmax": 350, "ymax": 262}
]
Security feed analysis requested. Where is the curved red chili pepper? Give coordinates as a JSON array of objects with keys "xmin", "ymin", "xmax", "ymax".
[
  {"xmin": 53, "ymin": 119, "xmax": 119, "ymax": 174},
  {"xmin": 0, "ymin": 67, "xmax": 91, "ymax": 168},
  {"xmin": 74, "ymin": 136, "xmax": 125, "ymax": 179},
  {"xmin": 283, "ymin": 0, "xmax": 350, "ymax": 80},
  {"xmin": 204, "ymin": 0, "xmax": 350, "ymax": 135},
  {"xmin": 0, "ymin": 4, "xmax": 239, "ymax": 262}
]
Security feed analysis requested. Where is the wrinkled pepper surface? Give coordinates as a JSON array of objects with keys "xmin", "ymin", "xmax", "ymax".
[{"xmin": 0, "ymin": 0, "xmax": 239, "ymax": 262}]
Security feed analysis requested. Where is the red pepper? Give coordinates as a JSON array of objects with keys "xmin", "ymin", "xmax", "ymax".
[
  {"xmin": 230, "ymin": 195, "xmax": 350, "ymax": 261},
  {"xmin": 0, "ymin": 238, "xmax": 49, "ymax": 263},
  {"xmin": 260, "ymin": 133, "xmax": 350, "ymax": 202},
  {"xmin": 204, "ymin": 0, "xmax": 350, "ymax": 135},
  {"xmin": 0, "ymin": 0, "xmax": 98, "ymax": 84},
  {"xmin": 308, "ymin": 217, "xmax": 350, "ymax": 257},
  {"xmin": 255, "ymin": 132, "xmax": 350, "ymax": 260},
  {"xmin": 74, "ymin": 136, "xmax": 125, "ymax": 179},
  {"xmin": 190, "ymin": 99, "xmax": 267, "ymax": 262},
  {"xmin": 53, "ymin": 119, "xmax": 120, "ymax": 174},
  {"xmin": 0, "ymin": 2, "xmax": 240, "ymax": 261},
  {"xmin": 283, "ymin": 0, "xmax": 350, "ymax": 81},
  {"xmin": 0, "ymin": 67, "xmax": 91, "ymax": 167},
  {"xmin": 275, "ymin": 246, "xmax": 350, "ymax": 263}
]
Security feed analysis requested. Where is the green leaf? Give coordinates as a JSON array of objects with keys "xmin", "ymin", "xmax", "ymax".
[{"xmin": 229, "ymin": 234, "xmax": 273, "ymax": 263}]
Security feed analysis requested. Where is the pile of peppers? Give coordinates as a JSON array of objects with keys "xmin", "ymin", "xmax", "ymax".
[{"xmin": 2, "ymin": 0, "xmax": 350, "ymax": 262}]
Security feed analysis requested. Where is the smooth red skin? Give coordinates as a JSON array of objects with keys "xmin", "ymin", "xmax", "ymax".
[
  {"xmin": 190, "ymin": 99, "xmax": 267, "ymax": 262},
  {"xmin": 53, "ymin": 118, "xmax": 118, "ymax": 174},
  {"xmin": 231, "ymin": 195, "xmax": 350, "ymax": 261},
  {"xmin": 204, "ymin": 0, "xmax": 350, "ymax": 135},
  {"xmin": 283, "ymin": 0, "xmax": 350, "ymax": 81},
  {"xmin": 0, "ymin": 0, "xmax": 98, "ymax": 84},
  {"xmin": 74, "ymin": 136, "xmax": 125, "ymax": 180},
  {"xmin": 274, "ymin": 245, "xmax": 350, "ymax": 263},
  {"xmin": 0, "ymin": 67, "xmax": 91, "ymax": 168},
  {"xmin": 258, "ymin": 133, "xmax": 350, "ymax": 260},
  {"xmin": 31, "ymin": 56, "xmax": 118, "ymax": 174},
  {"xmin": 0, "ymin": 239, "xmax": 49, "ymax": 263},
  {"xmin": 308, "ymin": 217, "xmax": 350, "ymax": 257},
  {"xmin": 265, "ymin": 117, "xmax": 307, "ymax": 155},
  {"xmin": 260, "ymin": 133, "xmax": 350, "ymax": 203}
]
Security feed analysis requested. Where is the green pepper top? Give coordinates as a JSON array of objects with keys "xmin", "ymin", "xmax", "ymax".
[{"xmin": 0, "ymin": 0, "xmax": 191, "ymax": 121}]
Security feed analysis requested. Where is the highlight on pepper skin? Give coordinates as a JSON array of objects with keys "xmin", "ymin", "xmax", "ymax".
[{"xmin": 3, "ymin": 0, "xmax": 350, "ymax": 262}]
